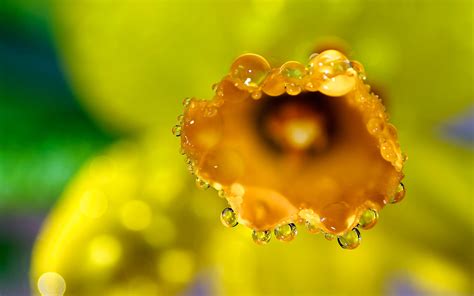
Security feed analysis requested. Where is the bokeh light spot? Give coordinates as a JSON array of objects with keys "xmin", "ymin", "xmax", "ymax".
[
  {"xmin": 37, "ymin": 272, "xmax": 66, "ymax": 296},
  {"xmin": 120, "ymin": 199, "xmax": 152, "ymax": 231},
  {"xmin": 88, "ymin": 235, "xmax": 122, "ymax": 267}
]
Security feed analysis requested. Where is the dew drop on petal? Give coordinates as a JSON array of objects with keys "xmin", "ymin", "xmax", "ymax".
[
  {"xmin": 252, "ymin": 229, "xmax": 272, "ymax": 245},
  {"xmin": 220, "ymin": 207, "xmax": 238, "ymax": 228},
  {"xmin": 172, "ymin": 125, "xmax": 182, "ymax": 137},
  {"xmin": 230, "ymin": 54, "xmax": 271, "ymax": 91},
  {"xmin": 305, "ymin": 220, "xmax": 320, "ymax": 234},
  {"xmin": 366, "ymin": 117, "xmax": 385, "ymax": 135},
  {"xmin": 274, "ymin": 223, "xmax": 297, "ymax": 242},
  {"xmin": 195, "ymin": 177, "xmax": 210, "ymax": 190},
  {"xmin": 324, "ymin": 233, "xmax": 335, "ymax": 240},
  {"xmin": 390, "ymin": 182, "xmax": 406, "ymax": 204},
  {"xmin": 358, "ymin": 209, "xmax": 379, "ymax": 230},
  {"xmin": 337, "ymin": 228, "xmax": 361, "ymax": 250}
]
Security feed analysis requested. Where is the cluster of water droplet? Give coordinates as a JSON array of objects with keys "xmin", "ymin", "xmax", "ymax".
[
  {"xmin": 228, "ymin": 50, "xmax": 364, "ymax": 100},
  {"xmin": 215, "ymin": 184, "xmax": 402, "ymax": 249}
]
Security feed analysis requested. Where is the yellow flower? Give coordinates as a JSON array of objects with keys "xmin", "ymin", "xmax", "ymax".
[{"xmin": 176, "ymin": 50, "xmax": 405, "ymax": 247}]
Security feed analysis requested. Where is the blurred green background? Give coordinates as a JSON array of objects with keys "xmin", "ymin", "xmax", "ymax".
[{"xmin": 0, "ymin": 0, "xmax": 472, "ymax": 295}]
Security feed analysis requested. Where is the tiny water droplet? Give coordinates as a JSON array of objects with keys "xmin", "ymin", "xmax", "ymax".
[
  {"xmin": 220, "ymin": 208, "xmax": 238, "ymax": 228},
  {"xmin": 274, "ymin": 223, "xmax": 297, "ymax": 242},
  {"xmin": 390, "ymin": 182, "xmax": 406, "ymax": 204},
  {"xmin": 337, "ymin": 228, "xmax": 361, "ymax": 250},
  {"xmin": 324, "ymin": 233, "xmax": 335, "ymax": 240},
  {"xmin": 305, "ymin": 221, "xmax": 320, "ymax": 234},
  {"xmin": 251, "ymin": 91, "xmax": 262, "ymax": 100},
  {"xmin": 358, "ymin": 209, "xmax": 379, "ymax": 230},
  {"xmin": 172, "ymin": 125, "xmax": 182, "ymax": 137},
  {"xmin": 185, "ymin": 158, "xmax": 195, "ymax": 174},
  {"xmin": 252, "ymin": 229, "xmax": 271, "ymax": 245},
  {"xmin": 195, "ymin": 178, "xmax": 210, "ymax": 190},
  {"xmin": 218, "ymin": 189, "xmax": 226, "ymax": 198},
  {"xmin": 177, "ymin": 114, "xmax": 184, "ymax": 124}
]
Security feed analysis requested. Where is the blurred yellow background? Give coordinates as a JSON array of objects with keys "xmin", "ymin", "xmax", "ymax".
[{"xmin": 0, "ymin": 0, "xmax": 472, "ymax": 295}]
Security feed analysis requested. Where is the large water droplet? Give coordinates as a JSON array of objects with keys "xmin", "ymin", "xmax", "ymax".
[
  {"xmin": 230, "ymin": 54, "xmax": 270, "ymax": 91},
  {"xmin": 390, "ymin": 182, "xmax": 406, "ymax": 204},
  {"xmin": 274, "ymin": 223, "xmax": 297, "ymax": 242},
  {"xmin": 220, "ymin": 208, "xmax": 238, "ymax": 228},
  {"xmin": 358, "ymin": 209, "xmax": 379, "ymax": 230},
  {"xmin": 337, "ymin": 228, "xmax": 361, "ymax": 250}
]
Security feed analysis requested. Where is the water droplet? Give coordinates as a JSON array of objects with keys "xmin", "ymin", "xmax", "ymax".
[
  {"xmin": 380, "ymin": 141, "xmax": 397, "ymax": 162},
  {"xmin": 262, "ymin": 70, "xmax": 286, "ymax": 96},
  {"xmin": 280, "ymin": 61, "xmax": 307, "ymax": 81},
  {"xmin": 220, "ymin": 208, "xmax": 238, "ymax": 228},
  {"xmin": 285, "ymin": 83, "xmax": 302, "ymax": 96},
  {"xmin": 324, "ymin": 233, "xmax": 335, "ymax": 240},
  {"xmin": 308, "ymin": 50, "xmax": 350, "ymax": 79},
  {"xmin": 350, "ymin": 60, "xmax": 367, "ymax": 80},
  {"xmin": 216, "ymin": 79, "xmax": 249, "ymax": 102},
  {"xmin": 38, "ymin": 272, "xmax": 66, "ymax": 296},
  {"xmin": 204, "ymin": 106, "xmax": 218, "ymax": 118},
  {"xmin": 252, "ymin": 229, "xmax": 271, "ymax": 245},
  {"xmin": 195, "ymin": 178, "xmax": 210, "ymax": 190},
  {"xmin": 218, "ymin": 189, "xmax": 226, "ymax": 198},
  {"xmin": 274, "ymin": 223, "xmax": 297, "ymax": 242},
  {"xmin": 337, "ymin": 228, "xmax": 361, "ymax": 250},
  {"xmin": 390, "ymin": 182, "xmax": 406, "ymax": 204},
  {"xmin": 366, "ymin": 117, "xmax": 384, "ymax": 135},
  {"xmin": 177, "ymin": 114, "xmax": 184, "ymax": 124},
  {"xmin": 183, "ymin": 97, "xmax": 192, "ymax": 107},
  {"xmin": 305, "ymin": 221, "xmax": 320, "ymax": 234},
  {"xmin": 172, "ymin": 125, "xmax": 182, "ymax": 137},
  {"xmin": 319, "ymin": 75, "xmax": 355, "ymax": 97},
  {"xmin": 230, "ymin": 54, "xmax": 271, "ymax": 91},
  {"xmin": 185, "ymin": 158, "xmax": 195, "ymax": 174},
  {"xmin": 358, "ymin": 209, "xmax": 379, "ymax": 230},
  {"xmin": 251, "ymin": 90, "xmax": 263, "ymax": 100},
  {"xmin": 305, "ymin": 81, "xmax": 319, "ymax": 92}
]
